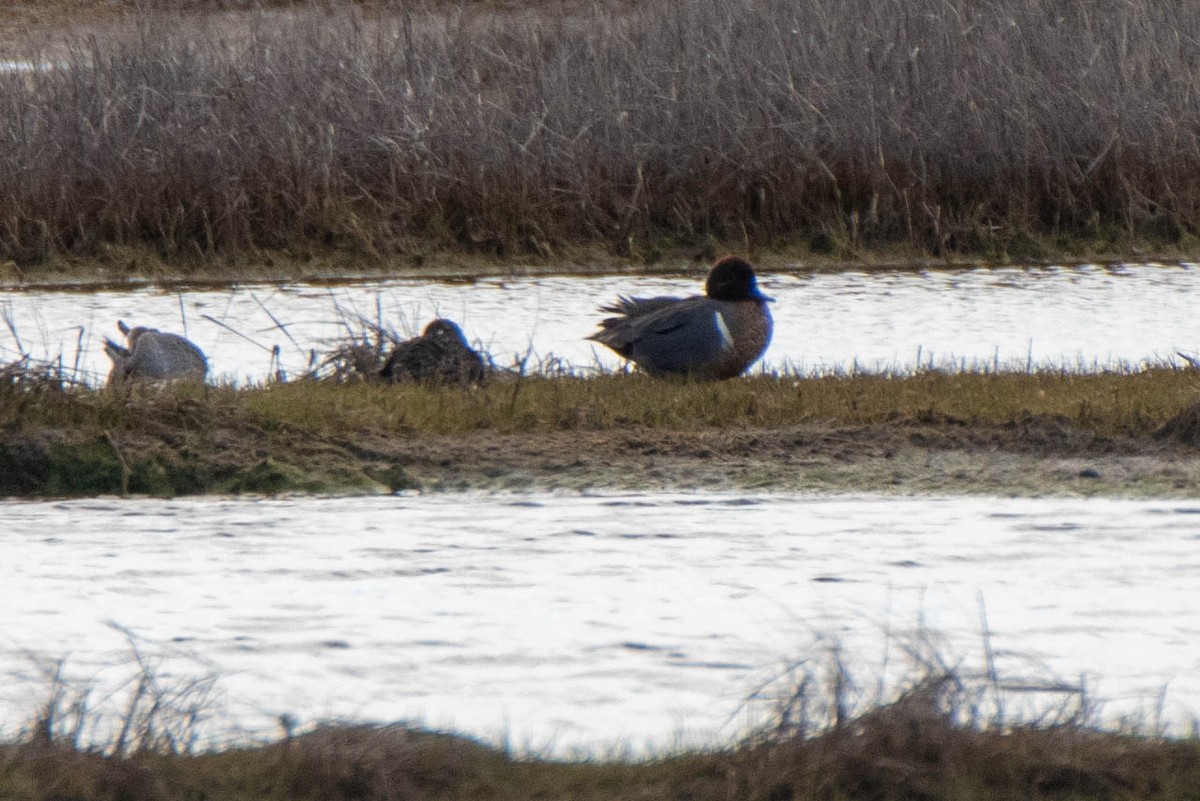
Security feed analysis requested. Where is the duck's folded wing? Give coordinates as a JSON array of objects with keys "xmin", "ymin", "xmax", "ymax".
[
  {"xmin": 588, "ymin": 296, "xmax": 689, "ymax": 354},
  {"xmin": 623, "ymin": 300, "xmax": 735, "ymax": 374},
  {"xmin": 633, "ymin": 297, "xmax": 721, "ymax": 336}
]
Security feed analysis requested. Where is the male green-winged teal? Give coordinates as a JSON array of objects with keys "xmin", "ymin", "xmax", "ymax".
[
  {"xmin": 103, "ymin": 320, "xmax": 208, "ymax": 386},
  {"xmin": 380, "ymin": 318, "xmax": 487, "ymax": 386},
  {"xmin": 587, "ymin": 256, "xmax": 773, "ymax": 379}
]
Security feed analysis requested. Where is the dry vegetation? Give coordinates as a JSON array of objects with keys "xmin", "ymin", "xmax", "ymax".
[
  {"xmin": 6, "ymin": 711, "xmax": 1195, "ymax": 801},
  {"xmin": 4, "ymin": 0, "xmax": 1200, "ymax": 276},
  {"xmin": 4, "ymin": 639, "xmax": 1200, "ymax": 801}
]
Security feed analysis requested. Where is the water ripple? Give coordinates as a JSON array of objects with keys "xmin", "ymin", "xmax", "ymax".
[{"xmin": 1, "ymin": 491, "xmax": 1197, "ymax": 754}]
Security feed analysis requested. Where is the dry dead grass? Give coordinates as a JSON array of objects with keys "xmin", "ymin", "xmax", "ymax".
[
  {"xmin": 4, "ymin": 638, "xmax": 1200, "ymax": 800},
  {"xmin": 3, "ymin": 0, "xmax": 1200, "ymax": 274}
]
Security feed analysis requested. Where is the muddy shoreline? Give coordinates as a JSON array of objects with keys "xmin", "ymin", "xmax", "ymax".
[
  {"xmin": 348, "ymin": 418, "xmax": 1200, "ymax": 498},
  {"xmin": 7, "ymin": 411, "xmax": 1200, "ymax": 500}
]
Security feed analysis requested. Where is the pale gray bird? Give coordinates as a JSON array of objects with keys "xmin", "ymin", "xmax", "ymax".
[{"xmin": 104, "ymin": 320, "xmax": 208, "ymax": 386}]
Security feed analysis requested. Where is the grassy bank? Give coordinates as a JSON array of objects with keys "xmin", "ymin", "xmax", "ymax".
[
  {"xmin": 3, "ymin": 367, "xmax": 1200, "ymax": 497},
  {"xmin": 9, "ymin": 710, "xmax": 1200, "ymax": 801},
  {"xmin": 10, "ymin": 367, "xmax": 1199, "ymax": 438},
  {"xmin": 5, "ymin": 648, "xmax": 1200, "ymax": 801},
  {"xmin": 5, "ymin": 0, "xmax": 1200, "ymax": 279}
]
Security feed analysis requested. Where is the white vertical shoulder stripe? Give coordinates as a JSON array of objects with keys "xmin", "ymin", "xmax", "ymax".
[{"xmin": 713, "ymin": 310, "xmax": 733, "ymax": 349}]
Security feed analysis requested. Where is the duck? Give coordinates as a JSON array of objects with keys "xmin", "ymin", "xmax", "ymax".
[
  {"xmin": 587, "ymin": 256, "xmax": 773, "ymax": 379},
  {"xmin": 380, "ymin": 318, "xmax": 487, "ymax": 386},
  {"xmin": 103, "ymin": 320, "xmax": 208, "ymax": 386}
]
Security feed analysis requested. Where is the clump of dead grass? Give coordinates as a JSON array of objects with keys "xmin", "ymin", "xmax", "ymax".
[
  {"xmin": 305, "ymin": 320, "xmax": 398, "ymax": 384},
  {"xmin": 728, "ymin": 637, "xmax": 1200, "ymax": 801},
  {"xmin": 0, "ymin": 305, "xmax": 92, "ymax": 393},
  {"xmin": 1154, "ymin": 398, "xmax": 1200, "ymax": 447},
  {"xmin": 18, "ymin": 625, "xmax": 220, "ymax": 757},
  {"xmin": 0, "ymin": 355, "xmax": 80, "ymax": 394}
]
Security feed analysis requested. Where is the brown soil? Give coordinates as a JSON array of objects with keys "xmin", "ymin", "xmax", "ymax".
[
  {"xmin": 14, "ymin": 407, "xmax": 1200, "ymax": 498},
  {"xmin": 316, "ymin": 414, "xmax": 1200, "ymax": 497}
]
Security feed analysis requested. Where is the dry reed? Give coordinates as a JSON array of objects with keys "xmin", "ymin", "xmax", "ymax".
[{"xmin": 4, "ymin": 0, "xmax": 1200, "ymax": 267}]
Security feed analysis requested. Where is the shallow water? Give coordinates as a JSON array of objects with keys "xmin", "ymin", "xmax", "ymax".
[
  {"xmin": 2, "ymin": 491, "xmax": 1198, "ymax": 754},
  {"xmin": 2, "ymin": 263, "xmax": 1199, "ymax": 385}
]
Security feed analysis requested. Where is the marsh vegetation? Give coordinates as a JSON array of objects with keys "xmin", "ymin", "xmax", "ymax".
[
  {"xmin": 5, "ymin": 0, "xmax": 1200, "ymax": 277},
  {"xmin": 2, "ymin": 359, "xmax": 1200, "ymax": 497},
  {"xmin": 4, "ymin": 637, "xmax": 1200, "ymax": 801}
]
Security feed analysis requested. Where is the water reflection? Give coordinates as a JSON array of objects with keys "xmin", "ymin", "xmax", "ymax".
[
  {"xmin": 1, "ymin": 491, "xmax": 1197, "ymax": 754},
  {"xmin": 2, "ymin": 263, "xmax": 1198, "ymax": 385}
]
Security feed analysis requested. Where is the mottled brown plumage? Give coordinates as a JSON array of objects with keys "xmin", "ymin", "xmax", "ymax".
[{"xmin": 380, "ymin": 319, "xmax": 487, "ymax": 386}]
